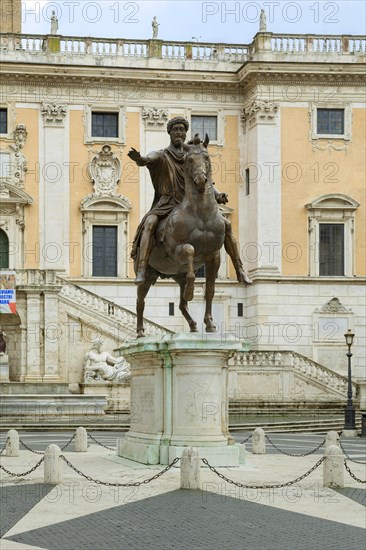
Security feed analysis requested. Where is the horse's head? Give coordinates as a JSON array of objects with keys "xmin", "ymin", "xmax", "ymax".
[{"xmin": 185, "ymin": 133, "xmax": 211, "ymax": 193}]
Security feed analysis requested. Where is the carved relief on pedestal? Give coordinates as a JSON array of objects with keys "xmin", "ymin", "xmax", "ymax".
[
  {"xmin": 241, "ymin": 100, "xmax": 278, "ymax": 130},
  {"xmin": 142, "ymin": 107, "xmax": 169, "ymax": 130},
  {"xmin": 41, "ymin": 102, "xmax": 67, "ymax": 127}
]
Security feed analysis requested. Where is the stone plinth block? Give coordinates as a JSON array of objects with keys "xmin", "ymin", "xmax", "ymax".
[
  {"xmin": 116, "ymin": 333, "xmax": 248, "ymax": 466},
  {"xmin": 180, "ymin": 447, "xmax": 201, "ymax": 489},
  {"xmin": 75, "ymin": 427, "xmax": 88, "ymax": 452},
  {"xmin": 44, "ymin": 444, "xmax": 62, "ymax": 484},
  {"xmin": 252, "ymin": 428, "xmax": 266, "ymax": 454},
  {"xmin": 6, "ymin": 429, "xmax": 19, "ymax": 457},
  {"xmin": 323, "ymin": 445, "xmax": 344, "ymax": 488},
  {"xmin": 325, "ymin": 431, "xmax": 340, "ymax": 452},
  {"xmin": 0, "ymin": 354, "xmax": 10, "ymax": 383}
]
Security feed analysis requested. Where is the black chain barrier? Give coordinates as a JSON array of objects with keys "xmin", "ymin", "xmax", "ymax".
[
  {"xmin": 265, "ymin": 435, "xmax": 326, "ymax": 457},
  {"xmin": 19, "ymin": 434, "xmax": 76, "ymax": 454},
  {"xmin": 339, "ymin": 441, "xmax": 366, "ymax": 465},
  {"xmin": 201, "ymin": 456, "xmax": 325, "ymax": 489},
  {"xmin": 60, "ymin": 434, "xmax": 76, "ymax": 451},
  {"xmin": 60, "ymin": 455, "xmax": 180, "ymax": 486},
  {"xmin": 88, "ymin": 433, "xmax": 116, "ymax": 451},
  {"xmin": 0, "ymin": 457, "xmax": 45, "ymax": 478},
  {"xmin": 0, "ymin": 438, "xmax": 8, "ymax": 455},
  {"xmin": 241, "ymin": 434, "xmax": 252, "ymax": 445},
  {"xmin": 344, "ymin": 460, "xmax": 366, "ymax": 484},
  {"xmin": 20, "ymin": 438, "xmax": 44, "ymax": 455}
]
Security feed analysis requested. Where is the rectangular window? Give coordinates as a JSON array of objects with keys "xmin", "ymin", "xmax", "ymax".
[
  {"xmin": 245, "ymin": 168, "xmax": 250, "ymax": 196},
  {"xmin": 317, "ymin": 109, "xmax": 344, "ymax": 135},
  {"xmin": 91, "ymin": 112, "xmax": 118, "ymax": 138},
  {"xmin": 0, "ymin": 109, "xmax": 7, "ymax": 134},
  {"xmin": 169, "ymin": 302, "xmax": 175, "ymax": 316},
  {"xmin": 319, "ymin": 224, "xmax": 344, "ymax": 276},
  {"xmin": 191, "ymin": 116, "xmax": 217, "ymax": 141},
  {"xmin": 237, "ymin": 303, "xmax": 243, "ymax": 317},
  {"xmin": 92, "ymin": 226, "xmax": 117, "ymax": 277}
]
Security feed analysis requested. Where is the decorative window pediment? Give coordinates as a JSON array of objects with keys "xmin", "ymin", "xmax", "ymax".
[
  {"xmin": 0, "ymin": 182, "xmax": 33, "ymax": 205},
  {"xmin": 306, "ymin": 194, "xmax": 359, "ymax": 212},
  {"xmin": 81, "ymin": 195, "xmax": 131, "ymax": 212}
]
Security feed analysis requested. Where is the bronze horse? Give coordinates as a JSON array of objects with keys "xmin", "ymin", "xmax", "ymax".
[{"xmin": 136, "ymin": 134, "xmax": 226, "ymax": 338}]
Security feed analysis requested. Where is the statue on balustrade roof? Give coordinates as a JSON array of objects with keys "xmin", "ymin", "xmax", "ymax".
[
  {"xmin": 50, "ymin": 10, "xmax": 59, "ymax": 35},
  {"xmin": 152, "ymin": 16, "xmax": 159, "ymax": 39}
]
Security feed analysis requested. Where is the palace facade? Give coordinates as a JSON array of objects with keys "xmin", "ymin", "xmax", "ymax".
[{"xmin": 0, "ymin": 0, "xmax": 365, "ymax": 413}]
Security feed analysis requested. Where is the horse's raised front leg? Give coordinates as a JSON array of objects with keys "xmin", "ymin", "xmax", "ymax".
[
  {"xmin": 175, "ymin": 243, "xmax": 196, "ymax": 302},
  {"xmin": 173, "ymin": 274, "xmax": 198, "ymax": 333},
  {"xmin": 204, "ymin": 251, "xmax": 221, "ymax": 333}
]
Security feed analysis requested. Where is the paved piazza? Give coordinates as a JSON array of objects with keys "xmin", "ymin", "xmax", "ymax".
[{"xmin": 0, "ymin": 433, "xmax": 365, "ymax": 549}]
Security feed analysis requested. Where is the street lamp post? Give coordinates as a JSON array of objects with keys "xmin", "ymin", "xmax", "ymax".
[{"xmin": 343, "ymin": 329, "xmax": 357, "ymax": 436}]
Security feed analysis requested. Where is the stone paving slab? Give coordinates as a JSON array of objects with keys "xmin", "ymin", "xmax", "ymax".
[
  {"xmin": 4, "ymin": 489, "xmax": 366, "ymax": 550},
  {"xmin": 1, "ymin": 444, "xmax": 365, "ymax": 549},
  {"xmin": 0, "ymin": 484, "xmax": 54, "ymax": 538}
]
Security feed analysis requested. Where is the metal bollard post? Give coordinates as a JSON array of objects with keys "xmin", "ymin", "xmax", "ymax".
[
  {"xmin": 44, "ymin": 444, "xmax": 62, "ymax": 484},
  {"xmin": 252, "ymin": 428, "xmax": 266, "ymax": 454},
  {"xmin": 6, "ymin": 429, "xmax": 19, "ymax": 457},
  {"xmin": 75, "ymin": 427, "xmax": 88, "ymax": 452},
  {"xmin": 323, "ymin": 444, "xmax": 344, "ymax": 488},
  {"xmin": 325, "ymin": 431, "xmax": 340, "ymax": 453},
  {"xmin": 180, "ymin": 448, "xmax": 201, "ymax": 489}
]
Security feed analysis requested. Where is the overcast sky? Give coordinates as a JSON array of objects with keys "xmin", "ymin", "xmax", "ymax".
[{"xmin": 22, "ymin": 0, "xmax": 366, "ymax": 43}]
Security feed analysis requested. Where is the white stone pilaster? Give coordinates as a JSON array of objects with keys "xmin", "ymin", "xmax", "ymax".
[
  {"xmin": 39, "ymin": 103, "xmax": 69, "ymax": 271},
  {"xmin": 43, "ymin": 290, "xmax": 60, "ymax": 381},
  {"xmin": 241, "ymin": 101, "xmax": 281, "ymax": 275},
  {"xmin": 24, "ymin": 291, "xmax": 42, "ymax": 381}
]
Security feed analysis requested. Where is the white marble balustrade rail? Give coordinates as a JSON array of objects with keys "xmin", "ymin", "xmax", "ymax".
[
  {"xmin": 57, "ymin": 276, "xmax": 173, "ymax": 338},
  {"xmin": 2, "ymin": 32, "xmax": 363, "ymax": 66},
  {"xmin": 15, "ymin": 270, "xmax": 172, "ymax": 338},
  {"xmin": 230, "ymin": 350, "xmax": 357, "ymax": 396}
]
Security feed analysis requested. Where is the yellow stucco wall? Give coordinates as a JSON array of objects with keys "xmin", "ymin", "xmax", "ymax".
[
  {"xmin": 122, "ymin": 111, "xmax": 140, "ymax": 279},
  {"xmin": 216, "ymin": 114, "xmax": 240, "ymax": 279},
  {"xmin": 68, "ymin": 110, "xmax": 140, "ymax": 277},
  {"xmin": 281, "ymin": 107, "xmax": 366, "ymax": 276}
]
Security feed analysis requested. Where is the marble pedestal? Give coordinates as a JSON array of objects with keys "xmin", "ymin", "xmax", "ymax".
[
  {"xmin": 116, "ymin": 333, "xmax": 248, "ymax": 466},
  {"xmin": 0, "ymin": 354, "xmax": 10, "ymax": 383}
]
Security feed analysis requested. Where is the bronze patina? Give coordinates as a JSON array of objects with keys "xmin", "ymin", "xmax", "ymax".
[{"xmin": 128, "ymin": 117, "xmax": 251, "ymax": 337}]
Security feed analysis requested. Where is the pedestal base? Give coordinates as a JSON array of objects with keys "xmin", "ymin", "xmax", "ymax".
[
  {"xmin": 117, "ymin": 437, "xmax": 245, "ymax": 466},
  {"xmin": 116, "ymin": 333, "xmax": 248, "ymax": 465},
  {"xmin": 341, "ymin": 429, "xmax": 358, "ymax": 438}
]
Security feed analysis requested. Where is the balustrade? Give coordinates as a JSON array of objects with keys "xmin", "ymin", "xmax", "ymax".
[{"xmin": 230, "ymin": 350, "xmax": 356, "ymax": 396}]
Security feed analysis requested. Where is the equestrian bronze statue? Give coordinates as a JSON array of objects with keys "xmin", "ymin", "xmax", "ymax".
[{"xmin": 128, "ymin": 117, "xmax": 251, "ymax": 338}]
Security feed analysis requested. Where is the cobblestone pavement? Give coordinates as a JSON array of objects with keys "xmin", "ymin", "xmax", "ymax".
[
  {"xmin": 1, "ymin": 434, "xmax": 365, "ymax": 550},
  {"xmin": 4, "ymin": 489, "xmax": 366, "ymax": 550}
]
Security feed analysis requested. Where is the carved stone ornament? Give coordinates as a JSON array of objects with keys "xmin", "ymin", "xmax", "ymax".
[
  {"xmin": 142, "ymin": 107, "xmax": 169, "ymax": 129},
  {"xmin": 0, "ymin": 124, "xmax": 28, "ymax": 188},
  {"xmin": 88, "ymin": 144, "xmax": 122, "ymax": 195},
  {"xmin": 13, "ymin": 124, "xmax": 28, "ymax": 149},
  {"xmin": 41, "ymin": 102, "xmax": 67, "ymax": 126},
  {"xmin": 320, "ymin": 297, "xmax": 349, "ymax": 313},
  {"xmin": 241, "ymin": 100, "xmax": 278, "ymax": 128}
]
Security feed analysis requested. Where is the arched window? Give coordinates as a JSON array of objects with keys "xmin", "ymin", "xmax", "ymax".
[{"xmin": 0, "ymin": 229, "xmax": 9, "ymax": 268}]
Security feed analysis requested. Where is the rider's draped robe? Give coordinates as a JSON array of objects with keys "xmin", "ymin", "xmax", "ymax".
[{"xmin": 131, "ymin": 145, "xmax": 186, "ymax": 260}]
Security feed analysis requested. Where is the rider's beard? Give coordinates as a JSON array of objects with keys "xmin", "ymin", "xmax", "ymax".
[{"xmin": 172, "ymin": 137, "xmax": 184, "ymax": 148}]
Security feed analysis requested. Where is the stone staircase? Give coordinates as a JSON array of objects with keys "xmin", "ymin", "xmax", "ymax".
[{"xmin": 57, "ymin": 275, "xmax": 174, "ymax": 341}]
